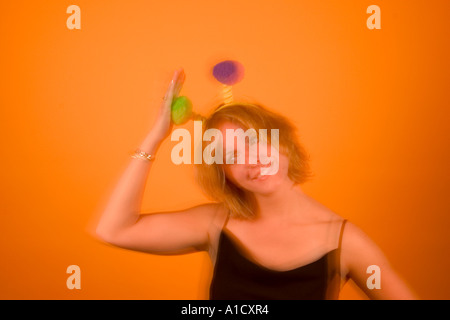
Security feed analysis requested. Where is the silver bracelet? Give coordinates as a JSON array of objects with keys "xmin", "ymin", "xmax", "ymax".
[{"xmin": 131, "ymin": 149, "xmax": 154, "ymax": 162}]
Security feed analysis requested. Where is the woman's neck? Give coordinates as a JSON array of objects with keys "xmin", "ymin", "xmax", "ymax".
[{"xmin": 251, "ymin": 181, "xmax": 309, "ymax": 223}]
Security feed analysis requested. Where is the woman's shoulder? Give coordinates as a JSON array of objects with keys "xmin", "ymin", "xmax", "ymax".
[
  {"xmin": 195, "ymin": 202, "xmax": 230, "ymax": 257},
  {"xmin": 303, "ymin": 197, "xmax": 378, "ymax": 250},
  {"xmin": 186, "ymin": 202, "xmax": 226, "ymax": 214},
  {"xmin": 190, "ymin": 202, "xmax": 229, "ymax": 229},
  {"xmin": 302, "ymin": 194, "xmax": 345, "ymax": 223}
]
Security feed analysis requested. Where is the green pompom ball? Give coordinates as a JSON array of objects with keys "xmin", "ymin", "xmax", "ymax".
[{"xmin": 171, "ymin": 96, "xmax": 193, "ymax": 125}]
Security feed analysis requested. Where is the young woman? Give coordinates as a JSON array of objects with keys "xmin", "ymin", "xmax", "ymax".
[{"xmin": 95, "ymin": 69, "xmax": 416, "ymax": 299}]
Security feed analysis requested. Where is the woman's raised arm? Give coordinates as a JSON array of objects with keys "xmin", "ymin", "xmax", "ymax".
[{"xmin": 95, "ymin": 69, "xmax": 220, "ymax": 255}]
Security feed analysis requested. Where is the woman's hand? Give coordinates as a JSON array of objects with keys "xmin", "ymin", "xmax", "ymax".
[{"xmin": 150, "ymin": 68, "xmax": 186, "ymax": 142}]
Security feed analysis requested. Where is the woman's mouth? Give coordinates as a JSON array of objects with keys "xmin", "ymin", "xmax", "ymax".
[{"xmin": 251, "ymin": 172, "xmax": 270, "ymax": 181}]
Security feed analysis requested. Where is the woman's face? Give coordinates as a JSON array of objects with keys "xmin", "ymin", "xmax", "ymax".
[{"xmin": 216, "ymin": 121, "xmax": 291, "ymax": 196}]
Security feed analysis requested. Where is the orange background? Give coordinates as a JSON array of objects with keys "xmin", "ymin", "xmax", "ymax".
[{"xmin": 1, "ymin": 0, "xmax": 449, "ymax": 299}]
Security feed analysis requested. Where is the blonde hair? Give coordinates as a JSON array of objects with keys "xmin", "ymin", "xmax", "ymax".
[{"xmin": 195, "ymin": 102, "xmax": 313, "ymax": 219}]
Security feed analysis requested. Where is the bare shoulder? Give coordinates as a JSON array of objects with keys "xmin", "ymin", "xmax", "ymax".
[
  {"xmin": 203, "ymin": 202, "xmax": 229, "ymax": 232},
  {"xmin": 340, "ymin": 221, "xmax": 392, "ymax": 279},
  {"xmin": 304, "ymin": 196, "xmax": 371, "ymax": 243},
  {"xmin": 302, "ymin": 194, "xmax": 345, "ymax": 223},
  {"xmin": 341, "ymin": 221, "xmax": 383, "ymax": 254},
  {"xmin": 183, "ymin": 202, "xmax": 227, "ymax": 228},
  {"xmin": 339, "ymin": 221, "xmax": 417, "ymax": 299},
  {"xmin": 187, "ymin": 202, "xmax": 224, "ymax": 216},
  {"xmin": 301, "ymin": 197, "xmax": 389, "ymax": 272},
  {"xmin": 199, "ymin": 202, "xmax": 229, "ymax": 256}
]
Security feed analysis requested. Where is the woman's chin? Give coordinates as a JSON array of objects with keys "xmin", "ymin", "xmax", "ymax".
[{"xmin": 243, "ymin": 175, "xmax": 282, "ymax": 195}]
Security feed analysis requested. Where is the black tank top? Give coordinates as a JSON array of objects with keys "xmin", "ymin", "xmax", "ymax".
[{"xmin": 210, "ymin": 219, "xmax": 348, "ymax": 300}]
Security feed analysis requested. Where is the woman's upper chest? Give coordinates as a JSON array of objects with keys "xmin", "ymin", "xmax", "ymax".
[{"xmin": 212, "ymin": 215, "xmax": 344, "ymax": 272}]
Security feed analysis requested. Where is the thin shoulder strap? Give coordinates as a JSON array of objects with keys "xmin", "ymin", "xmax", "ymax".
[
  {"xmin": 222, "ymin": 210, "xmax": 231, "ymax": 230},
  {"xmin": 325, "ymin": 218, "xmax": 348, "ymax": 299},
  {"xmin": 337, "ymin": 219, "xmax": 348, "ymax": 281},
  {"xmin": 209, "ymin": 207, "xmax": 231, "ymax": 264},
  {"xmin": 338, "ymin": 219, "xmax": 348, "ymax": 250}
]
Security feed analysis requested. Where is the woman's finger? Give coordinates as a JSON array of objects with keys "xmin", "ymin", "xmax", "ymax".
[
  {"xmin": 163, "ymin": 68, "xmax": 184, "ymax": 103},
  {"xmin": 173, "ymin": 69, "xmax": 185, "ymax": 97}
]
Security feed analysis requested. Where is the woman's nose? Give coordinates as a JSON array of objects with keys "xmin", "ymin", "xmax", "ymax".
[
  {"xmin": 247, "ymin": 151, "xmax": 260, "ymax": 166},
  {"xmin": 247, "ymin": 150, "xmax": 272, "ymax": 167}
]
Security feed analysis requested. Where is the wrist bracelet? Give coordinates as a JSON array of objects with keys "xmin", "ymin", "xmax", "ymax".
[{"xmin": 131, "ymin": 149, "xmax": 154, "ymax": 162}]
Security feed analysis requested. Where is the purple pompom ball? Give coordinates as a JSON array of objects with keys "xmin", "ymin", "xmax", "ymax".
[{"xmin": 212, "ymin": 60, "xmax": 244, "ymax": 85}]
